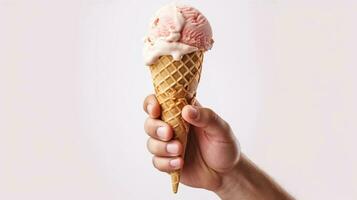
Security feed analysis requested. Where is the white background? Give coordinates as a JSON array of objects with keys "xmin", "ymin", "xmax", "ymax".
[{"xmin": 1, "ymin": 0, "xmax": 357, "ymax": 199}]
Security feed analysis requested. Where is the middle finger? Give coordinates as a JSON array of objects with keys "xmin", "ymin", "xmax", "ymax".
[
  {"xmin": 144, "ymin": 117, "xmax": 173, "ymax": 141},
  {"xmin": 147, "ymin": 137, "xmax": 183, "ymax": 157}
]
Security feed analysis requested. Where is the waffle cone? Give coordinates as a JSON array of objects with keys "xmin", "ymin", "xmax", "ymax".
[{"xmin": 149, "ymin": 51, "xmax": 204, "ymax": 193}]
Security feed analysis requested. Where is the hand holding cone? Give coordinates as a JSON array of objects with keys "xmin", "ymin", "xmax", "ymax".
[{"xmin": 144, "ymin": 3, "xmax": 213, "ymax": 193}]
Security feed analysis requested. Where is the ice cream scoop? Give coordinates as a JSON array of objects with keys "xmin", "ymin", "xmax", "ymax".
[{"xmin": 143, "ymin": 3, "xmax": 213, "ymax": 65}]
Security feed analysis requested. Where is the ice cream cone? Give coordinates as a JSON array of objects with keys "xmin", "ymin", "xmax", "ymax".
[{"xmin": 149, "ymin": 51, "xmax": 204, "ymax": 193}]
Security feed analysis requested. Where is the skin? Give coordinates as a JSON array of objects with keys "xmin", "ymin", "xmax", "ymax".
[{"xmin": 143, "ymin": 94, "xmax": 294, "ymax": 199}]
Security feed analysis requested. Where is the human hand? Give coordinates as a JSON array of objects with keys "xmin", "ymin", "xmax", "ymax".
[{"xmin": 143, "ymin": 94, "xmax": 240, "ymax": 192}]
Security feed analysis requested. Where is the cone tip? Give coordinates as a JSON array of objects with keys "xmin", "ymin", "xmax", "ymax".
[
  {"xmin": 171, "ymin": 171, "xmax": 180, "ymax": 194},
  {"xmin": 172, "ymin": 182, "xmax": 179, "ymax": 194}
]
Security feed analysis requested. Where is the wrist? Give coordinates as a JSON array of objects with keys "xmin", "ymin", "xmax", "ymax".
[
  {"xmin": 214, "ymin": 154, "xmax": 294, "ymax": 200},
  {"xmin": 214, "ymin": 154, "xmax": 256, "ymax": 199}
]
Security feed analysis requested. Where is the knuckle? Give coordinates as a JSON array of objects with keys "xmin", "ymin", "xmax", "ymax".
[
  {"xmin": 143, "ymin": 94, "xmax": 156, "ymax": 111},
  {"xmin": 148, "ymin": 94, "xmax": 156, "ymax": 99},
  {"xmin": 152, "ymin": 157, "xmax": 167, "ymax": 172},
  {"xmin": 152, "ymin": 143, "xmax": 160, "ymax": 154},
  {"xmin": 206, "ymin": 108, "xmax": 218, "ymax": 123},
  {"xmin": 221, "ymin": 120, "xmax": 231, "ymax": 133},
  {"xmin": 146, "ymin": 138, "xmax": 153, "ymax": 153},
  {"xmin": 144, "ymin": 118, "xmax": 156, "ymax": 135},
  {"xmin": 152, "ymin": 156, "xmax": 158, "ymax": 168},
  {"xmin": 144, "ymin": 118, "xmax": 150, "ymax": 132},
  {"xmin": 145, "ymin": 118, "xmax": 159, "ymax": 136},
  {"xmin": 147, "ymin": 138, "xmax": 158, "ymax": 154},
  {"xmin": 143, "ymin": 96, "xmax": 150, "ymax": 111},
  {"xmin": 223, "ymin": 120, "xmax": 232, "ymax": 133}
]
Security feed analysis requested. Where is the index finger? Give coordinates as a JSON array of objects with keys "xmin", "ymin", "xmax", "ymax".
[{"xmin": 143, "ymin": 94, "xmax": 161, "ymax": 118}]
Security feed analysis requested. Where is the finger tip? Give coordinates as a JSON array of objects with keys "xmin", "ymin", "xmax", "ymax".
[
  {"xmin": 168, "ymin": 140, "xmax": 184, "ymax": 156},
  {"xmin": 170, "ymin": 157, "xmax": 184, "ymax": 170},
  {"xmin": 181, "ymin": 105, "xmax": 192, "ymax": 119},
  {"xmin": 177, "ymin": 142, "xmax": 184, "ymax": 156},
  {"xmin": 144, "ymin": 94, "xmax": 160, "ymax": 115},
  {"xmin": 149, "ymin": 104, "xmax": 161, "ymax": 118},
  {"xmin": 157, "ymin": 125, "xmax": 172, "ymax": 141},
  {"xmin": 164, "ymin": 125, "xmax": 174, "ymax": 141},
  {"xmin": 178, "ymin": 157, "xmax": 184, "ymax": 168},
  {"xmin": 183, "ymin": 104, "xmax": 194, "ymax": 110},
  {"xmin": 191, "ymin": 98, "xmax": 202, "ymax": 107},
  {"xmin": 182, "ymin": 105, "xmax": 198, "ymax": 122}
]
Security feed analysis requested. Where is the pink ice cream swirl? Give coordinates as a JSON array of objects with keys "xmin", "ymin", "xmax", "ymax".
[
  {"xmin": 143, "ymin": 3, "xmax": 213, "ymax": 66},
  {"xmin": 178, "ymin": 6, "xmax": 213, "ymax": 51}
]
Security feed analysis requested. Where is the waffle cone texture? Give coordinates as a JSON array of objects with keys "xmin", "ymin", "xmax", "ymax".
[{"xmin": 149, "ymin": 51, "xmax": 204, "ymax": 193}]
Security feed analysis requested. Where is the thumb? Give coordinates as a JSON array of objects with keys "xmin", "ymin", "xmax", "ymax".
[{"xmin": 182, "ymin": 103, "xmax": 233, "ymax": 142}]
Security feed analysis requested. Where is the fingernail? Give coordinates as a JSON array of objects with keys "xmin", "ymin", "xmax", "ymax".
[
  {"xmin": 147, "ymin": 104, "xmax": 153, "ymax": 114},
  {"xmin": 170, "ymin": 159, "xmax": 180, "ymax": 168},
  {"xmin": 166, "ymin": 143, "xmax": 179, "ymax": 154},
  {"xmin": 188, "ymin": 106, "xmax": 198, "ymax": 120},
  {"xmin": 156, "ymin": 126, "xmax": 167, "ymax": 140}
]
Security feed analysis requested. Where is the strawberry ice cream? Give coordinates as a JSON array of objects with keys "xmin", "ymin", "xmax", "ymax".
[{"xmin": 143, "ymin": 3, "xmax": 213, "ymax": 65}]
